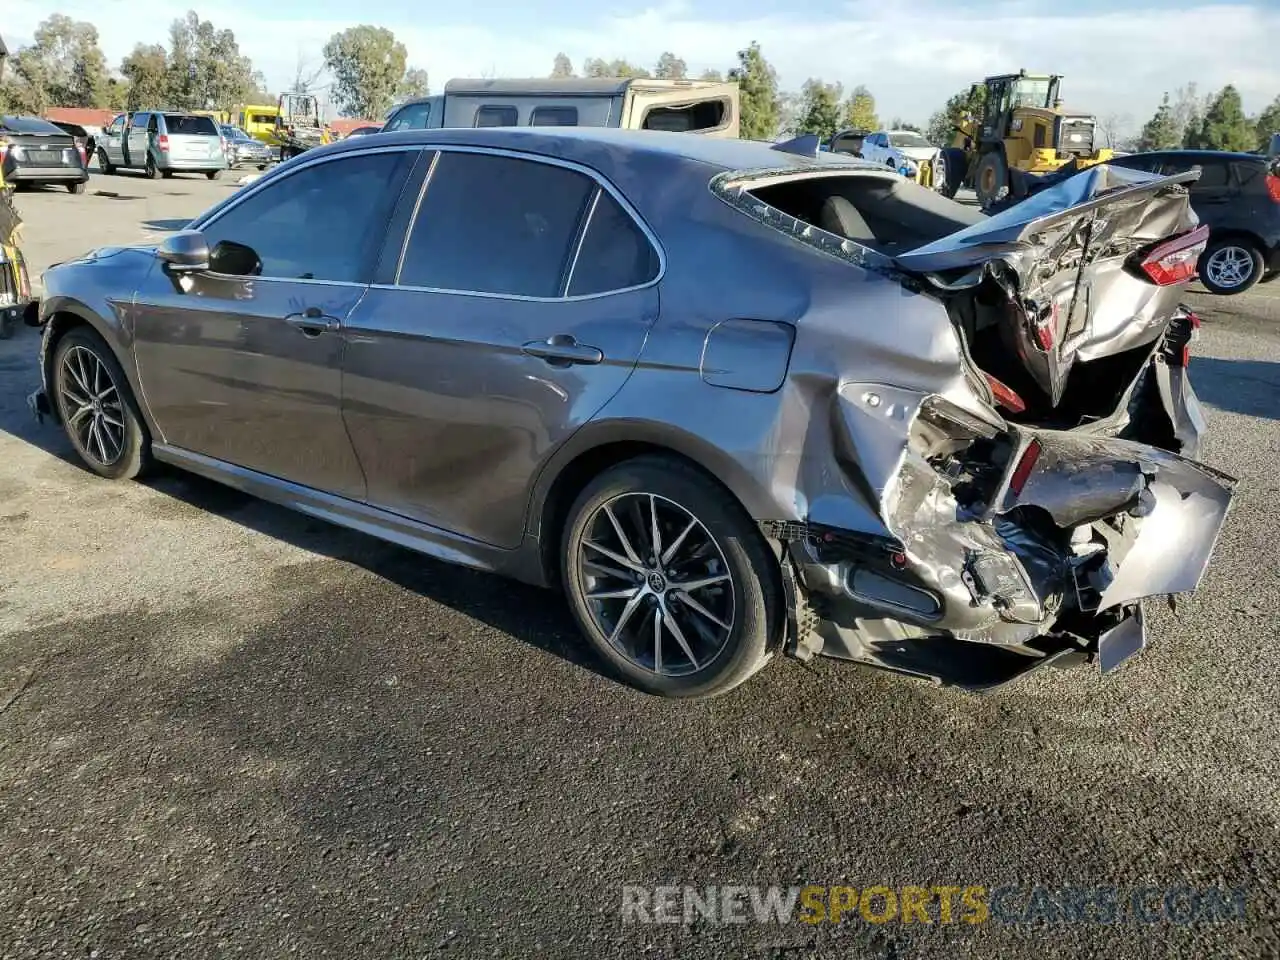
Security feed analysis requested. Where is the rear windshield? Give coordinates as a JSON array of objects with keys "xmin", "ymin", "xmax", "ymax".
[
  {"xmin": 889, "ymin": 132, "xmax": 932, "ymax": 149},
  {"xmin": 719, "ymin": 168, "xmax": 984, "ymax": 261},
  {"xmin": 164, "ymin": 115, "xmax": 219, "ymax": 136},
  {"xmin": 0, "ymin": 116, "xmax": 64, "ymax": 134}
]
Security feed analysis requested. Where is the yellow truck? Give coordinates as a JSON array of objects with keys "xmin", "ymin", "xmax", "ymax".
[{"xmin": 237, "ymin": 104, "xmax": 282, "ymax": 145}]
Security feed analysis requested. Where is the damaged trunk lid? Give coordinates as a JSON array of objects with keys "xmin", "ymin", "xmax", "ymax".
[{"xmin": 894, "ymin": 164, "xmax": 1206, "ymax": 409}]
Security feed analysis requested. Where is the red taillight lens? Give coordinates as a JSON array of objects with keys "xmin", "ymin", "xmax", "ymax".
[
  {"xmin": 1009, "ymin": 438, "xmax": 1042, "ymax": 496},
  {"xmin": 984, "ymin": 372, "xmax": 1027, "ymax": 413},
  {"xmin": 158, "ymin": 134, "xmax": 170, "ymax": 151},
  {"xmin": 1137, "ymin": 223, "xmax": 1211, "ymax": 286},
  {"xmin": 77, "ymin": 144, "xmax": 86, "ymax": 166},
  {"xmin": 1266, "ymin": 174, "xmax": 1280, "ymax": 204},
  {"xmin": 0, "ymin": 140, "xmax": 8, "ymax": 161}
]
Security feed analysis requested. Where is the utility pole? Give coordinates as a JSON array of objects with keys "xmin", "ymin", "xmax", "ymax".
[{"xmin": 0, "ymin": 34, "xmax": 9, "ymax": 81}]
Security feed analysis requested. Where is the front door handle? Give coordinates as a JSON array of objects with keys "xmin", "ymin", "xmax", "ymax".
[
  {"xmin": 521, "ymin": 334, "xmax": 604, "ymax": 367},
  {"xmin": 285, "ymin": 306, "xmax": 339, "ymax": 336}
]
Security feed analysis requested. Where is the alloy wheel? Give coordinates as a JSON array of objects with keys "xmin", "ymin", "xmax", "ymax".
[
  {"xmin": 58, "ymin": 345, "xmax": 126, "ymax": 467},
  {"xmin": 575, "ymin": 492, "xmax": 736, "ymax": 678},
  {"xmin": 1203, "ymin": 245, "xmax": 1254, "ymax": 290}
]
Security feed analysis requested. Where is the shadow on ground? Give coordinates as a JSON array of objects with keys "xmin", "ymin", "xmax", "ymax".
[{"xmin": 1191, "ymin": 357, "xmax": 1280, "ymax": 421}]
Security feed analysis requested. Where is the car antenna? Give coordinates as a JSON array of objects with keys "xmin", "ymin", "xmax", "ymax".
[{"xmin": 771, "ymin": 133, "xmax": 821, "ymax": 157}]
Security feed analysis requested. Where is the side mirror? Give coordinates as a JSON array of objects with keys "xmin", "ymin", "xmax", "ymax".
[
  {"xmin": 156, "ymin": 230, "xmax": 210, "ymax": 273},
  {"xmin": 209, "ymin": 240, "xmax": 262, "ymax": 277}
]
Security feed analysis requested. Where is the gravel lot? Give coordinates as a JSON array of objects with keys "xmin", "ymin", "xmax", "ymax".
[{"xmin": 1, "ymin": 170, "xmax": 1277, "ymax": 960}]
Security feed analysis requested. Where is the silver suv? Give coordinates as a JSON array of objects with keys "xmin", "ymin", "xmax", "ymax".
[{"xmin": 97, "ymin": 112, "xmax": 228, "ymax": 180}]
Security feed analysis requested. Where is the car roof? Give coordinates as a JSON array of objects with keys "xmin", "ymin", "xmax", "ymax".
[
  {"xmin": 320, "ymin": 126, "xmax": 871, "ymax": 175},
  {"xmin": 1134, "ymin": 149, "xmax": 1266, "ymax": 164}
]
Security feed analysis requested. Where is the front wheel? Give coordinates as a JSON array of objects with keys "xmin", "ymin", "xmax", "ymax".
[
  {"xmin": 206, "ymin": 170, "xmax": 222, "ymax": 181},
  {"xmin": 560, "ymin": 456, "xmax": 782, "ymax": 699},
  {"xmin": 974, "ymin": 150, "xmax": 1009, "ymax": 210},
  {"xmin": 939, "ymin": 147, "xmax": 968, "ymax": 198},
  {"xmin": 51, "ymin": 327, "xmax": 152, "ymax": 480},
  {"xmin": 1199, "ymin": 238, "xmax": 1264, "ymax": 295}
]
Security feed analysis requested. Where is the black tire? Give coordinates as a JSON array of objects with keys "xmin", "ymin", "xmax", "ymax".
[
  {"xmin": 1198, "ymin": 237, "xmax": 1264, "ymax": 296},
  {"xmin": 67, "ymin": 181, "xmax": 86, "ymax": 195},
  {"xmin": 560, "ymin": 455, "xmax": 782, "ymax": 699},
  {"xmin": 0, "ymin": 311, "xmax": 15, "ymax": 340},
  {"xmin": 51, "ymin": 327, "xmax": 152, "ymax": 481},
  {"xmin": 97, "ymin": 148, "xmax": 115, "ymax": 175},
  {"xmin": 939, "ymin": 146, "xmax": 967, "ymax": 198},
  {"xmin": 974, "ymin": 150, "xmax": 1009, "ymax": 210},
  {"xmin": 206, "ymin": 170, "xmax": 222, "ymax": 181},
  {"xmin": 145, "ymin": 156, "xmax": 161, "ymax": 180}
]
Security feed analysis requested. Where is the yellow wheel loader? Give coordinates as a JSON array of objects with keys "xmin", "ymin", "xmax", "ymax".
[
  {"xmin": 0, "ymin": 168, "xmax": 34, "ymax": 340},
  {"xmin": 938, "ymin": 71, "xmax": 1114, "ymax": 210}
]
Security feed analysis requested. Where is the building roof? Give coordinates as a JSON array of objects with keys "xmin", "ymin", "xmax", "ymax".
[
  {"xmin": 44, "ymin": 107, "xmax": 117, "ymax": 129},
  {"xmin": 330, "ymin": 117, "xmax": 380, "ymax": 136}
]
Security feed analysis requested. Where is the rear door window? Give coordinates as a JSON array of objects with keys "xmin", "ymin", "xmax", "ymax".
[
  {"xmin": 131, "ymin": 114, "xmax": 149, "ymax": 130},
  {"xmin": 567, "ymin": 191, "xmax": 659, "ymax": 296},
  {"xmin": 474, "ymin": 105, "xmax": 518, "ymax": 128},
  {"xmin": 398, "ymin": 151, "xmax": 594, "ymax": 297},
  {"xmin": 530, "ymin": 106, "xmax": 578, "ymax": 127}
]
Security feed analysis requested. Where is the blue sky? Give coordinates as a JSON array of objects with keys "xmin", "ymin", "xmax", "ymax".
[{"xmin": 9, "ymin": 0, "xmax": 1279, "ymax": 129}]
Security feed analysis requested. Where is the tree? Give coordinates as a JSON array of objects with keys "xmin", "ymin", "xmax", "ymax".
[
  {"xmin": 291, "ymin": 52, "xmax": 325, "ymax": 95},
  {"xmin": 926, "ymin": 83, "xmax": 986, "ymax": 145},
  {"xmin": 120, "ymin": 43, "xmax": 168, "ymax": 111},
  {"xmin": 398, "ymin": 67, "xmax": 429, "ymax": 100},
  {"xmin": 887, "ymin": 117, "xmax": 921, "ymax": 133},
  {"xmin": 1138, "ymin": 94, "xmax": 1181, "ymax": 150},
  {"xmin": 728, "ymin": 41, "xmax": 780, "ymax": 141},
  {"xmin": 164, "ymin": 12, "xmax": 260, "ymax": 111},
  {"xmin": 0, "ymin": 15, "xmax": 111, "ymax": 110},
  {"xmin": 323, "ymin": 25, "xmax": 409, "ymax": 119},
  {"xmin": 1189, "ymin": 85, "xmax": 1257, "ymax": 152},
  {"xmin": 794, "ymin": 78, "xmax": 842, "ymax": 141},
  {"xmin": 653, "ymin": 52, "xmax": 687, "ymax": 80},
  {"xmin": 1254, "ymin": 94, "xmax": 1280, "ymax": 150},
  {"xmin": 582, "ymin": 58, "xmax": 649, "ymax": 78},
  {"xmin": 550, "ymin": 53, "xmax": 574, "ymax": 78},
  {"xmin": 1097, "ymin": 112, "xmax": 1133, "ymax": 149},
  {"xmin": 699, "ymin": 69, "xmax": 723, "ymax": 82},
  {"xmin": 841, "ymin": 84, "xmax": 878, "ymax": 132}
]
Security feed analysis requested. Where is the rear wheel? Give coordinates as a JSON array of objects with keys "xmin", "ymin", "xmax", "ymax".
[
  {"xmin": 51, "ymin": 327, "xmax": 152, "ymax": 481},
  {"xmin": 206, "ymin": 170, "xmax": 222, "ymax": 181},
  {"xmin": 144, "ymin": 156, "xmax": 161, "ymax": 180},
  {"xmin": 1199, "ymin": 238, "xmax": 1264, "ymax": 295},
  {"xmin": 67, "ymin": 181, "xmax": 86, "ymax": 195},
  {"xmin": 97, "ymin": 148, "xmax": 115, "ymax": 175},
  {"xmin": 974, "ymin": 150, "xmax": 1009, "ymax": 210},
  {"xmin": 560, "ymin": 456, "xmax": 782, "ymax": 699}
]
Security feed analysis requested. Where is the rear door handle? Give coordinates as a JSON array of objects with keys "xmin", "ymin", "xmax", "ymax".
[
  {"xmin": 521, "ymin": 334, "xmax": 604, "ymax": 367},
  {"xmin": 285, "ymin": 306, "xmax": 340, "ymax": 336}
]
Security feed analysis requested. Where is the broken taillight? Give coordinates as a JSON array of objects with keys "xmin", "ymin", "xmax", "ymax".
[
  {"xmin": 1009, "ymin": 438, "xmax": 1042, "ymax": 496},
  {"xmin": 1136, "ymin": 224, "xmax": 1211, "ymax": 286},
  {"xmin": 984, "ymin": 372, "xmax": 1027, "ymax": 413}
]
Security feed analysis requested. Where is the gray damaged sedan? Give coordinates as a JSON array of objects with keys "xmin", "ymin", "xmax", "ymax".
[{"xmin": 27, "ymin": 128, "xmax": 1234, "ymax": 699}]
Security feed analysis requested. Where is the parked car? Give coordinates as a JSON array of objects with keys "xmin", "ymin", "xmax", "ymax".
[
  {"xmin": 49, "ymin": 120, "xmax": 97, "ymax": 168},
  {"xmin": 27, "ymin": 129, "xmax": 1233, "ymax": 699},
  {"xmin": 342, "ymin": 125, "xmax": 382, "ymax": 138},
  {"xmin": 0, "ymin": 115, "xmax": 89, "ymax": 193},
  {"xmin": 1000, "ymin": 150, "xmax": 1280, "ymax": 295},
  {"xmin": 219, "ymin": 124, "xmax": 274, "ymax": 169},
  {"xmin": 97, "ymin": 111, "xmax": 228, "ymax": 180},
  {"xmin": 858, "ymin": 129, "xmax": 942, "ymax": 177}
]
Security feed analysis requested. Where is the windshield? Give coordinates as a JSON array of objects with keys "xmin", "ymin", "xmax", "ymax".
[
  {"xmin": 164, "ymin": 115, "xmax": 219, "ymax": 136},
  {"xmin": 1011, "ymin": 78, "xmax": 1052, "ymax": 108},
  {"xmin": 889, "ymin": 132, "xmax": 933, "ymax": 149}
]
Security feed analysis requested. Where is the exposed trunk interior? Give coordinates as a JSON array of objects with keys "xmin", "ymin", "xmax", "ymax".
[{"xmin": 747, "ymin": 173, "xmax": 984, "ymax": 254}]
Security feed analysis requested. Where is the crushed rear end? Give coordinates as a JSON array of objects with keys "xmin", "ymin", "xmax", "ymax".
[{"xmin": 727, "ymin": 161, "xmax": 1236, "ymax": 688}]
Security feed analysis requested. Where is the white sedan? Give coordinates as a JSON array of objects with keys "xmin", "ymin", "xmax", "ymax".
[{"xmin": 858, "ymin": 129, "xmax": 943, "ymax": 182}]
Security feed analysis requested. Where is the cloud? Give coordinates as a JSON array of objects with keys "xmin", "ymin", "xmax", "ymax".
[{"xmin": 7, "ymin": 0, "xmax": 1279, "ymax": 127}]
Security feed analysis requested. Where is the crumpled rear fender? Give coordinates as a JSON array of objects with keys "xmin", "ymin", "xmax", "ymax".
[{"xmin": 993, "ymin": 430, "xmax": 1236, "ymax": 611}]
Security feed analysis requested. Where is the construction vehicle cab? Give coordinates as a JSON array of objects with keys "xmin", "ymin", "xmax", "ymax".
[{"xmin": 942, "ymin": 70, "xmax": 1113, "ymax": 210}]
